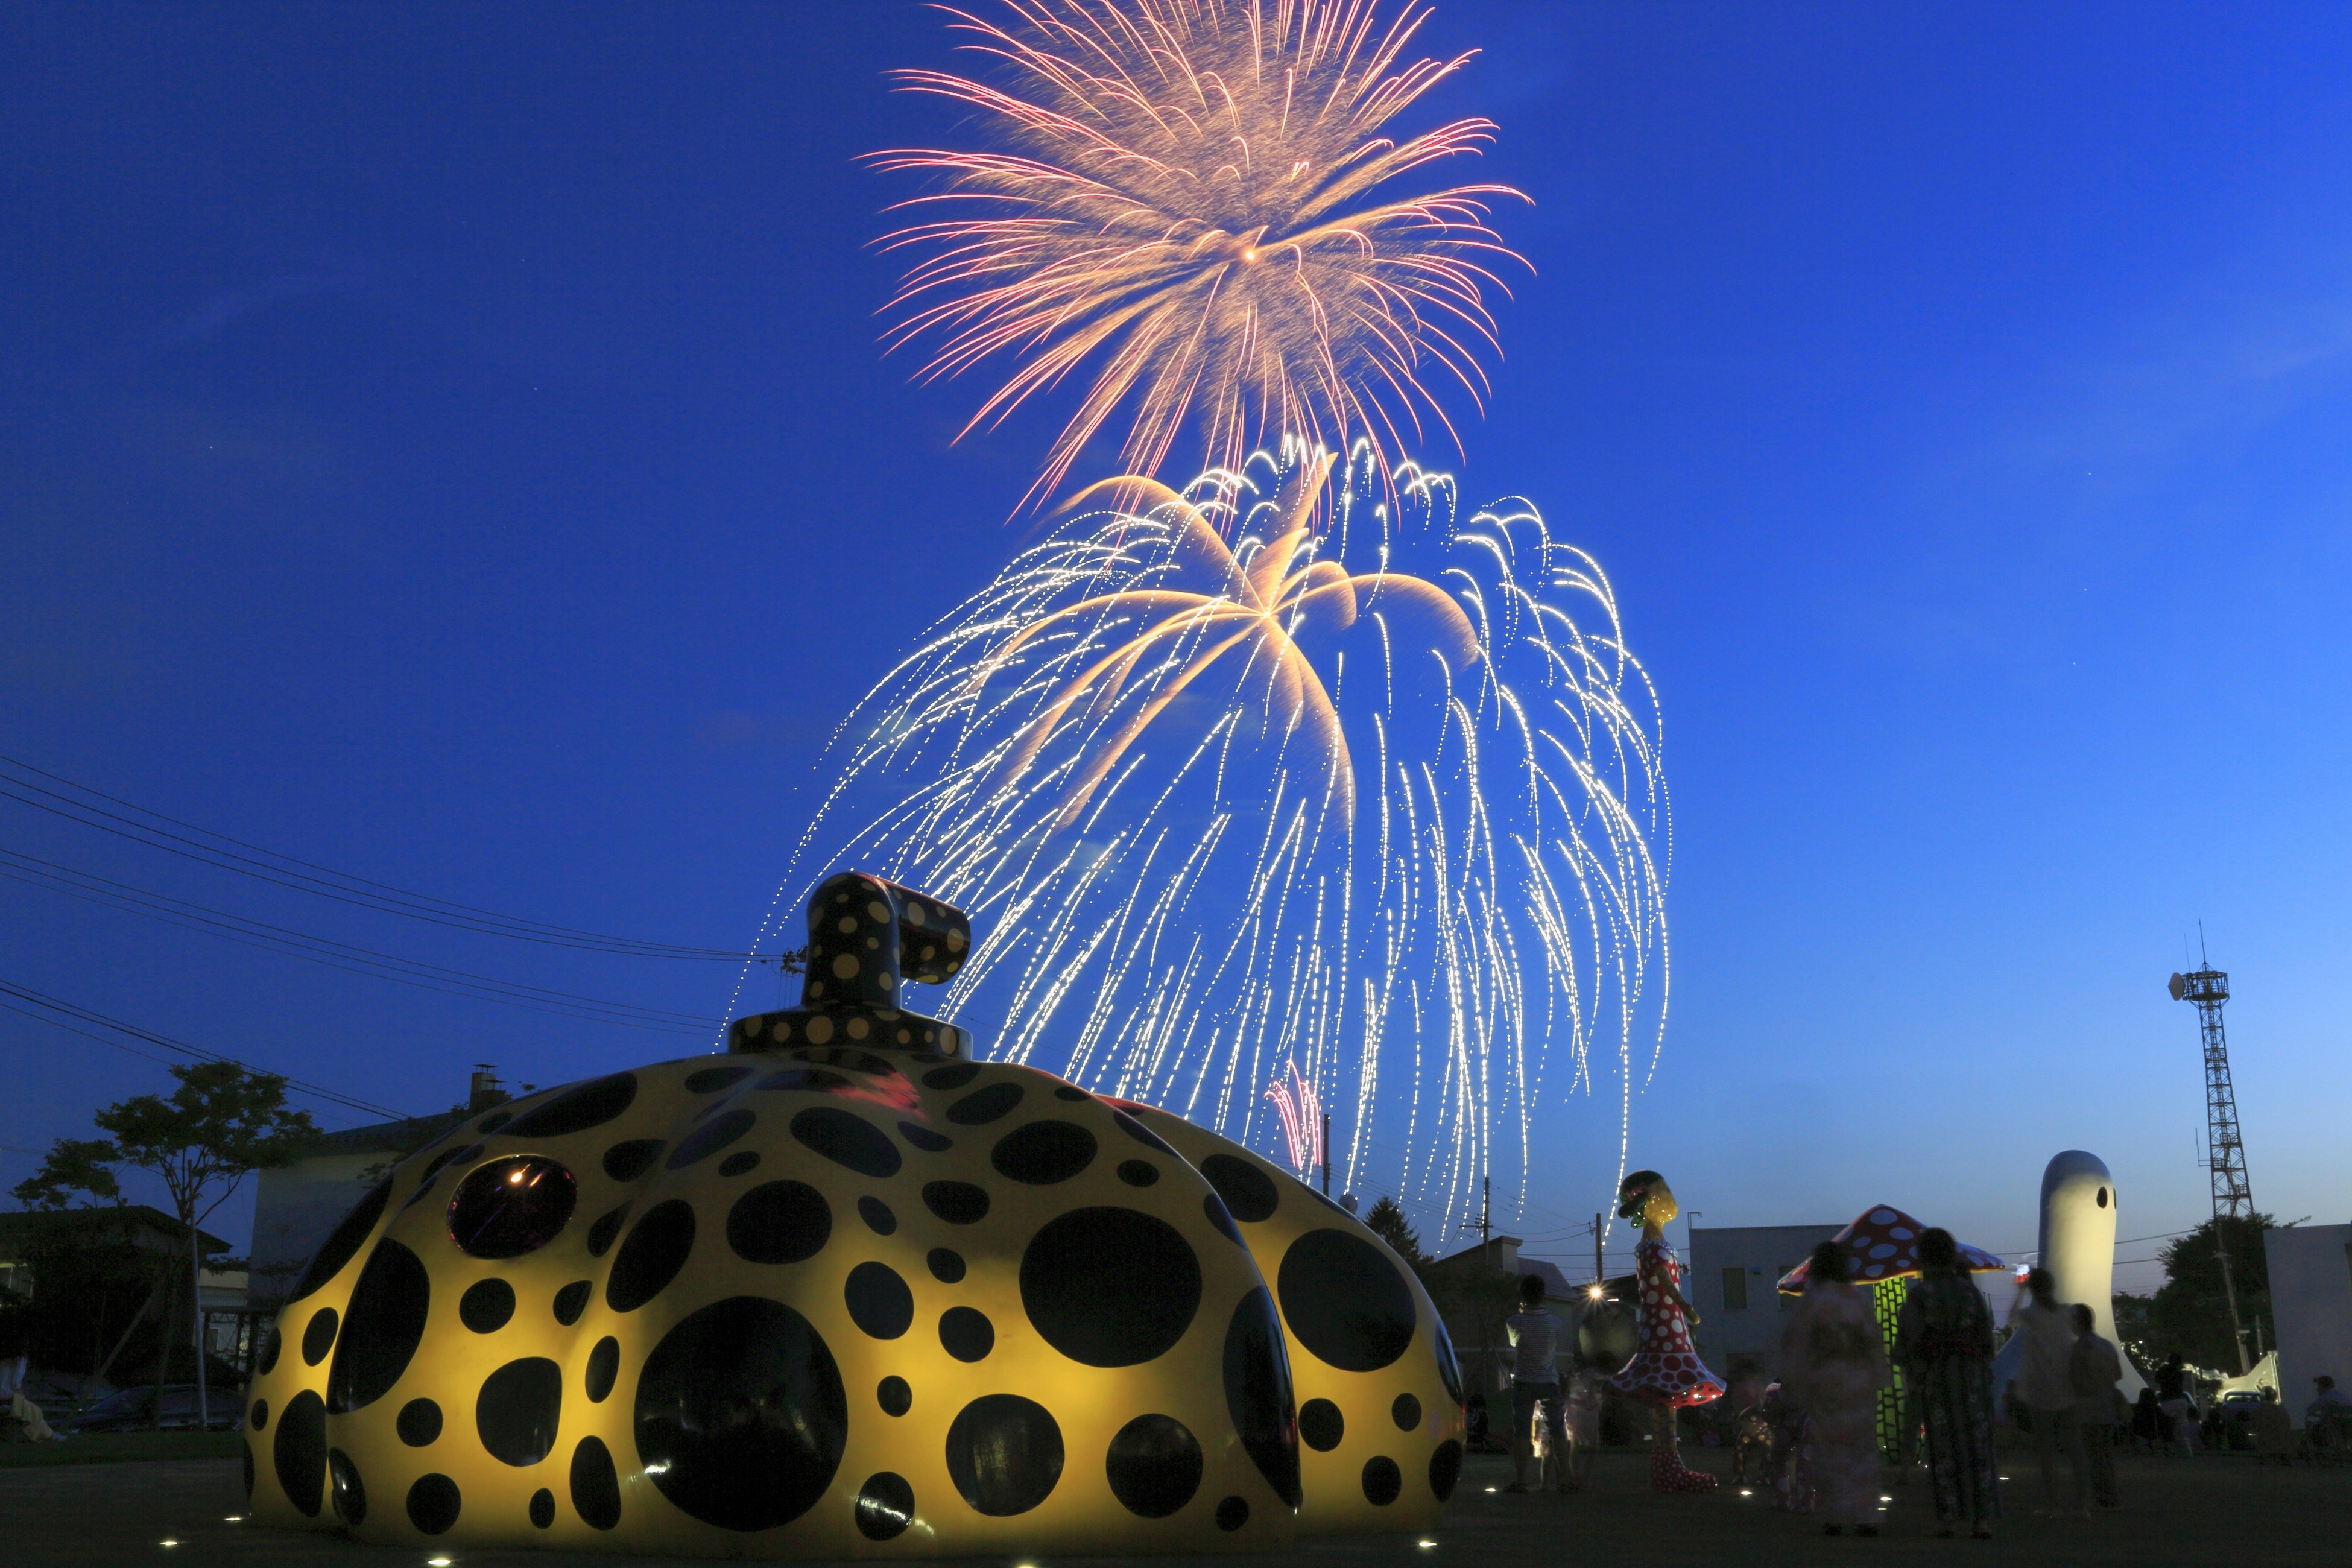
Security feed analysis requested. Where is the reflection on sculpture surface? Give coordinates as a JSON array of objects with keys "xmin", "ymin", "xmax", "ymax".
[{"xmin": 241, "ymin": 873, "xmax": 1460, "ymax": 1554}]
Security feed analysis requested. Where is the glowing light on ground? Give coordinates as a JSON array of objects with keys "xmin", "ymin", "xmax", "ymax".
[{"xmin": 747, "ymin": 439, "xmax": 1668, "ymax": 1233}]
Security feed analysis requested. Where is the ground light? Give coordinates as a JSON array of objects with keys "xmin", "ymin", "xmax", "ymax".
[{"xmin": 1418, "ymin": 1540, "xmax": 1438, "ymax": 1549}]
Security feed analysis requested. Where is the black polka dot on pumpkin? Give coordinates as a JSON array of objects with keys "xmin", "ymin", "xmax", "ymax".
[
  {"xmin": 1394, "ymin": 1392, "xmax": 1423, "ymax": 1430},
  {"xmin": 1020, "ymin": 1206, "xmax": 1200, "ymax": 1367},
  {"xmin": 845, "ymin": 1261, "xmax": 914, "ymax": 1340},
  {"xmin": 858, "ymin": 1195, "xmax": 896, "ymax": 1234},
  {"xmin": 257, "ymin": 1327, "xmax": 282, "ymax": 1375},
  {"xmin": 601, "ymin": 1139, "xmax": 663, "ymax": 1181},
  {"xmin": 633, "ymin": 1295, "xmax": 847, "ymax": 1532},
  {"xmin": 666, "ymin": 1108, "xmax": 756, "ymax": 1169},
  {"xmin": 1278, "ymin": 1228, "xmax": 1417, "ymax": 1371},
  {"xmin": 990, "ymin": 1120, "xmax": 1097, "ymax": 1184},
  {"xmin": 248, "ymin": 1399, "xmax": 268, "ymax": 1432},
  {"xmin": 528, "ymin": 1487, "xmax": 555, "ymax": 1529},
  {"xmin": 552, "ymin": 1280, "xmax": 591, "ymax": 1325},
  {"xmin": 1110, "ymin": 1108, "xmax": 1173, "ymax": 1154},
  {"xmin": 460, "ymin": 1278, "xmax": 516, "ymax": 1334},
  {"xmin": 272, "ymin": 1389, "xmax": 326, "ymax": 1517},
  {"xmin": 856, "ymin": 1471, "xmax": 916, "ymax": 1540},
  {"xmin": 585, "ymin": 1336, "xmax": 620, "ymax": 1403},
  {"xmin": 1429, "ymin": 1438, "xmax": 1464, "ymax": 1500},
  {"xmin": 1216, "ymin": 1495, "xmax": 1250, "ymax": 1531},
  {"xmin": 1203, "ymin": 1193, "xmax": 1244, "ymax": 1247},
  {"xmin": 476, "ymin": 1356, "xmax": 563, "ymax": 1467},
  {"xmin": 1117, "ymin": 1159, "xmax": 1159, "ymax": 1186},
  {"xmin": 405, "ymin": 1472, "xmax": 461, "ymax": 1535},
  {"xmin": 759, "ymin": 1067, "xmax": 852, "ymax": 1093},
  {"xmin": 922, "ymin": 1063, "xmax": 980, "ymax": 1091},
  {"xmin": 1200, "ymin": 1154, "xmax": 1280, "ymax": 1222},
  {"xmin": 926, "ymin": 1247, "xmax": 966, "ymax": 1283},
  {"xmin": 947, "ymin": 1082, "xmax": 1023, "ymax": 1125},
  {"xmin": 418, "ymin": 1145, "xmax": 476, "ymax": 1184},
  {"xmin": 327, "ymin": 1447, "xmax": 365, "ymax": 1525},
  {"xmin": 727, "ymin": 1180, "xmax": 831, "ymax": 1265},
  {"xmin": 1052, "ymin": 1084, "xmax": 1089, "ymax": 1100},
  {"xmin": 286, "ymin": 1178, "xmax": 390, "ymax": 1303},
  {"xmin": 685, "ymin": 1064, "xmax": 753, "ymax": 1093},
  {"xmin": 1299, "ymin": 1397, "xmax": 1345, "ymax": 1451},
  {"xmin": 922, "ymin": 1180, "xmax": 990, "ymax": 1225},
  {"xmin": 396, "ymin": 1398, "xmax": 441, "ymax": 1447},
  {"xmin": 939, "ymin": 1306, "xmax": 994, "ymax": 1362},
  {"xmin": 327, "ymin": 1240, "xmax": 429, "ymax": 1414},
  {"xmin": 1362, "ymin": 1455, "xmax": 1402, "ymax": 1506},
  {"xmin": 790, "ymin": 1107, "xmax": 902, "ymax": 1178},
  {"xmin": 570, "ymin": 1436, "xmax": 621, "ymax": 1530},
  {"xmin": 1105, "ymin": 1412, "xmax": 1203, "ymax": 1519},
  {"xmin": 944, "ymin": 1393, "xmax": 1063, "ymax": 1517},
  {"xmin": 585, "ymin": 1204, "xmax": 628, "ymax": 1257},
  {"xmin": 605, "ymin": 1200, "xmax": 696, "ymax": 1313},
  {"xmin": 1223, "ymin": 1286, "xmax": 1301, "ymax": 1506},
  {"xmin": 898, "ymin": 1121, "xmax": 952, "ymax": 1152},
  {"xmin": 241, "ymin": 1439, "xmax": 253, "ymax": 1500},
  {"xmin": 478, "ymin": 1109, "xmax": 513, "ymax": 1134},
  {"xmin": 877, "ymin": 1375, "xmax": 911, "ymax": 1416},
  {"xmin": 449, "ymin": 1156, "xmax": 578, "ymax": 1259},
  {"xmin": 505, "ymin": 1072, "xmax": 637, "ymax": 1139},
  {"xmin": 300, "ymin": 1307, "xmax": 338, "ymax": 1366}
]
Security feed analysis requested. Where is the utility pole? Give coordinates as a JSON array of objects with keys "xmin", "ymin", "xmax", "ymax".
[
  {"xmin": 2171, "ymin": 951, "xmax": 2256, "ymax": 1374},
  {"xmin": 1593, "ymin": 1212, "xmax": 1604, "ymax": 1289},
  {"xmin": 1320, "ymin": 1112, "xmax": 1330, "ymax": 1197}
]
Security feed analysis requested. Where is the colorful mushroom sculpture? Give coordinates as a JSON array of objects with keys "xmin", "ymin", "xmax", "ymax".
[
  {"xmin": 1772, "ymin": 1206, "xmax": 2003, "ymax": 1293},
  {"xmin": 1776, "ymin": 1205, "xmax": 2003, "ymax": 1461}
]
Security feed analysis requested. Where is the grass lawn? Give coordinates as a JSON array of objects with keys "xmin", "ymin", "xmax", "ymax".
[{"xmin": 0, "ymin": 1430, "xmax": 242, "ymax": 1468}]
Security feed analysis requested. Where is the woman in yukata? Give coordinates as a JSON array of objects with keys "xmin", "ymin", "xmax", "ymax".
[{"xmin": 1608, "ymin": 1169, "xmax": 1727, "ymax": 1491}]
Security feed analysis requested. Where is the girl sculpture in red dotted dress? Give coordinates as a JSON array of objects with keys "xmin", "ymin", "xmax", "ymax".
[{"xmin": 1609, "ymin": 1169, "xmax": 1725, "ymax": 1492}]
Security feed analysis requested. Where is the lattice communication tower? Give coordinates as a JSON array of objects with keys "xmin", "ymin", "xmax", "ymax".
[{"xmin": 2168, "ymin": 964, "xmax": 2254, "ymax": 1221}]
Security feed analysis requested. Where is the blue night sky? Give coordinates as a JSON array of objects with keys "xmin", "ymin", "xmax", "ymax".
[{"xmin": 5, "ymin": 2, "xmax": 2348, "ymax": 1288}]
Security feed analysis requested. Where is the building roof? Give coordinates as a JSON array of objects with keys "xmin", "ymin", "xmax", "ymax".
[
  {"xmin": 297, "ymin": 1110, "xmax": 469, "ymax": 1157},
  {"xmin": 1518, "ymin": 1257, "xmax": 1578, "ymax": 1299},
  {"xmin": 0, "ymin": 1204, "xmax": 230, "ymax": 1256}
]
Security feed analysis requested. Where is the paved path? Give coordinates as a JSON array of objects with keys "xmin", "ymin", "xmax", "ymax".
[{"xmin": 7, "ymin": 1447, "xmax": 2342, "ymax": 1567}]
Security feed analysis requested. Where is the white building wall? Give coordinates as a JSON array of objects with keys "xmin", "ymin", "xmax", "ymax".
[
  {"xmin": 1687, "ymin": 1224, "xmax": 1841, "ymax": 1378},
  {"xmin": 248, "ymin": 1153, "xmax": 382, "ymax": 1301},
  {"xmin": 2265, "ymin": 1222, "xmax": 2352, "ymax": 1425}
]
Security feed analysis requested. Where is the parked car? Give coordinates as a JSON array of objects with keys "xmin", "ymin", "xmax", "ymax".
[{"xmin": 60, "ymin": 1384, "xmax": 241, "ymax": 1434}]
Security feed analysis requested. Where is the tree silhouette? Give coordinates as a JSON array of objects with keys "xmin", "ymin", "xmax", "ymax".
[{"xmin": 14, "ymin": 1063, "xmax": 316, "ymax": 1428}]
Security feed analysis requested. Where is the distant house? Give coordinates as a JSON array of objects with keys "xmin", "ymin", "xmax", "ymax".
[
  {"xmin": 0, "ymin": 1205, "xmax": 242, "ymax": 1382},
  {"xmin": 1424, "ymin": 1235, "xmax": 1595, "ymax": 1394},
  {"xmin": 1687, "ymin": 1222, "xmax": 1844, "ymax": 1385},
  {"xmin": 246, "ymin": 1066, "xmax": 513, "ymax": 1307},
  {"xmin": 0, "ymin": 1205, "xmax": 233, "ymax": 1294}
]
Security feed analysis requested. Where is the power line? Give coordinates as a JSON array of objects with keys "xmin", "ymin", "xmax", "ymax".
[
  {"xmin": 0, "ymin": 847, "xmax": 719, "ymax": 1034},
  {"xmin": 0, "ymin": 978, "xmax": 412, "ymax": 1122},
  {"xmin": 0, "ymin": 753, "xmax": 776, "ymax": 961}
]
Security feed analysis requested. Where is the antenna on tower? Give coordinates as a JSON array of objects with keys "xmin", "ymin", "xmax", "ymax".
[{"xmin": 2169, "ymin": 947, "xmax": 2256, "ymax": 1374}]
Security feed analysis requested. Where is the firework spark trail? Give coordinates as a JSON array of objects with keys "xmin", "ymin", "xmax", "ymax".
[
  {"xmin": 871, "ymin": 0, "xmax": 1528, "ymax": 506},
  {"xmin": 751, "ymin": 440, "xmax": 1666, "ymax": 1234}
]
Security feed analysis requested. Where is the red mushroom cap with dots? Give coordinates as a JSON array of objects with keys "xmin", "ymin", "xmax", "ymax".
[{"xmin": 1774, "ymin": 1205, "xmax": 2003, "ymax": 1294}]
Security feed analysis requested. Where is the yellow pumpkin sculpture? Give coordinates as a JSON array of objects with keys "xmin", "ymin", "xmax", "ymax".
[{"xmin": 240, "ymin": 873, "xmax": 1461, "ymax": 1554}]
